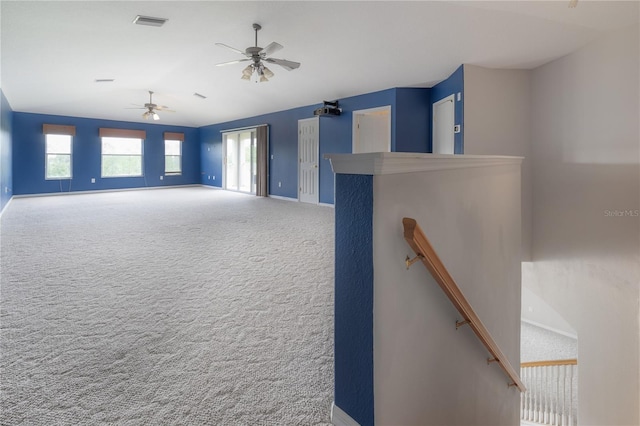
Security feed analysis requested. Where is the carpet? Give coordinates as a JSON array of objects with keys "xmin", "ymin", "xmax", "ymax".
[{"xmin": 0, "ymin": 187, "xmax": 335, "ymax": 425}]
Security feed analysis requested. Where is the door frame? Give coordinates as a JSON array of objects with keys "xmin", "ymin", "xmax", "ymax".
[
  {"xmin": 298, "ymin": 116, "xmax": 320, "ymax": 204},
  {"xmin": 352, "ymin": 105, "xmax": 391, "ymax": 153},
  {"xmin": 432, "ymin": 94, "xmax": 455, "ymax": 154}
]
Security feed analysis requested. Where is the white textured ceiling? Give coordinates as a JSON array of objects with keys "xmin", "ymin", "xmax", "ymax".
[{"xmin": 1, "ymin": 1, "xmax": 638, "ymax": 127}]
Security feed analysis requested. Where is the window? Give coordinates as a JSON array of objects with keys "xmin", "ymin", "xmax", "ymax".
[
  {"xmin": 165, "ymin": 139, "xmax": 182, "ymax": 175},
  {"xmin": 45, "ymin": 134, "xmax": 73, "ymax": 179},
  {"xmin": 101, "ymin": 137, "xmax": 143, "ymax": 177}
]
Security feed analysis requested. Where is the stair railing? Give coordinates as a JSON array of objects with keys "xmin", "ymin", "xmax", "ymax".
[
  {"xmin": 520, "ymin": 359, "xmax": 578, "ymax": 426},
  {"xmin": 402, "ymin": 217, "xmax": 525, "ymax": 392}
]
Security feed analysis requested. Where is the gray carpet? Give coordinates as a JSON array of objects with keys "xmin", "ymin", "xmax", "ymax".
[{"xmin": 0, "ymin": 187, "xmax": 335, "ymax": 425}]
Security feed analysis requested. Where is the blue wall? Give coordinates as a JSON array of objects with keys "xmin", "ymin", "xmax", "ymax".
[
  {"xmin": 1, "ymin": 90, "xmax": 13, "ymax": 212},
  {"xmin": 431, "ymin": 65, "xmax": 464, "ymax": 153},
  {"xmin": 200, "ymin": 105, "xmax": 316, "ymax": 201},
  {"xmin": 395, "ymin": 88, "xmax": 431, "ymax": 153},
  {"xmin": 201, "ymin": 87, "xmax": 431, "ymax": 204},
  {"xmin": 12, "ymin": 113, "xmax": 200, "ymax": 195},
  {"xmin": 334, "ymin": 173, "xmax": 374, "ymax": 426}
]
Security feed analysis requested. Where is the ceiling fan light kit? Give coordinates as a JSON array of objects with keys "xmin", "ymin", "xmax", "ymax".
[
  {"xmin": 128, "ymin": 90, "xmax": 174, "ymax": 121},
  {"xmin": 215, "ymin": 23, "xmax": 301, "ymax": 83}
]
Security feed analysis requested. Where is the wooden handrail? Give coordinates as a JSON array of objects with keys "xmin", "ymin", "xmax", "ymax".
[
  {"xmin": 402, "ymin": 217, "xmax": 526, "ymax": 392},
  {"xmin": 521, "ymin": 359, "xmax": 577, "ymax": 368}
]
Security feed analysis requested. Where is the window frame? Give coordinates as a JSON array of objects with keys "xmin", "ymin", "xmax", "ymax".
[
  {"xmin": 45, "ymin": 133, "xmax": 73, "ymax": 180},
  {"xmin": 164, "ymin": 139, "xmax": 182, "ymax": 176},
  {"xmin": 100, "ymin": 136, "xmax": 144, "ymax": 178}
]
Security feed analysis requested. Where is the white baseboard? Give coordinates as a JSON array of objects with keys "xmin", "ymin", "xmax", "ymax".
[
  {"xmin": 268, "ymin": 194, "xmax": 298, "ymax": 202},
  {"xmin": 0, "ymin": 196, "xmax": 13, "ymax": 218},
  {"xmin": 331, "ymin": 402, "xmax": 360, "ymax": 426},
  {"xmin": 12, "ymin": 184, "xmax": 201, "ymax": 199},
  {"xmin": 268, "ymin": 194, "xmax": 335, "ymax": 208}
]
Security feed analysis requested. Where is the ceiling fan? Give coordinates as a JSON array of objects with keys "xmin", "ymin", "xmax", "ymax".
[
  {"xmin": 215, "ymin": 23, "xmax": 301, "ymax": 82},
  {"xmin": 128, "ymin": 91, "xmax": 174, "ymax": 121}
]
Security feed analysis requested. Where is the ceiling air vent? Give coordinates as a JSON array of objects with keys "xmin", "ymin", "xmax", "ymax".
[{"xmin": 133, "ymin": 15, "xmax": 168, "ymax": 27}]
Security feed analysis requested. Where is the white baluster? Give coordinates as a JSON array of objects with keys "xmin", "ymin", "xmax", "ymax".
[
  {"xmin": 528, "ymin": 366, "xmax": 533, "ymax": 421},
  {"xmin": 568, "ymin": 365, "xmax": 574, "ymax": 426},
  {"xmin": 544, "ymin": 365, "xmax": 549, "ymax": 424},
  {"xmin": 533, "ymin": 366, "xmax": 537, "ymax": 422},
  {"xmin": 538, "ymin": 366, "xmax": 544, "ymax": 423},
  {"xmin": 562, "ymin": 365, "xmax": 567, "ymax": 426},
  {"xmin": 553, "ymin": 365, "xmax": 560, "ymax": 426},
  {"xmin": 527, "ymin": 367, "xmax": 533, "ymax": 421},
  {"xmin": 520, "ymin": 367, "xmax": 527, "ymax": 420}
]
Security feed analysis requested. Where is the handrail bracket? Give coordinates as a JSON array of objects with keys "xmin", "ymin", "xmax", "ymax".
[
  {"xmin": 455, "ymin": 319, "xmax": 471, "ymax": 329},
  {"xmin": 405, "ymin": 254, "xmax": 423, "ymax": 269}
]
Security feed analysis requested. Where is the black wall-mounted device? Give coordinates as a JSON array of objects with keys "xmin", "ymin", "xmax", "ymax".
[{"xmin": 314, "ymin": 100, "xmax": 341, "ymax": 117}]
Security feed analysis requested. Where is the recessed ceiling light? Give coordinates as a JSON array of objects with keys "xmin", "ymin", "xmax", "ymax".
[
  {"xmin": 95, "ymin": 79, "xmax": 115, "ymax": 83},
  {"xmin": 193, "ymin": 93, "xmax": 207, "ymax": 99},
  {"xmin": 133, "ymin": 15, "xmax": 168, "ymax": 27}
]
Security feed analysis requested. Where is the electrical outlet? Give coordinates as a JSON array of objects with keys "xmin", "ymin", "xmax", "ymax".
[
  {"xmin": 212, "ymin": 176, "xmax": 215, "ymax": 180},
  {"xmin": 160, "ymin": 176, "xmax": 164, "ymax": 180},
  {"xmin": 278, "ymin": 181, "xmax": 282, "ymax": 188},
  {"xmin": 271, "ymin": 154, "xmax": 274, "ymax": 160},
  {"xmin": 91, "ymin": 178, "xmax": 95, "ymax": 183},
  {"xmin": 208, "ymin": 176, "xmax": 211, "ymax": 180},
  {"xmin": 208, "ymin": 147, "xmax": 211, "ymax": 151}
]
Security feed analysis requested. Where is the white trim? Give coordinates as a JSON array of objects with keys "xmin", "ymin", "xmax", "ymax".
[
  {"xmin": 325, "ymin": 152, "xmax": 523, "ymax": 175},
  {"xmin": 521, "ymin": 318, "xmax": 578, "ymax": 340},
  {"xmin": 319, "ymin": 202, "xmax": 335, "ymax": 208},
  {"xmin": 220, "ymin": 124, "xmax": 268, "ymax": 134},
  {"xmin": 0, "ymin": 196, "xmax": 14, "ymax": 217},
  {"xmin": 11, "ymin": 184, "xmax": 201, "ymax": 199},
  {"xmin": 331, "ymin": 402, "xmax": 360, "ymax": 426},
  {"xmin": 200, "ymin": 184, "xmax": 222, "ymax": 190},
  {"xmin": 268, "ymin": 194, "xmax": 298, "ymax": 202}
]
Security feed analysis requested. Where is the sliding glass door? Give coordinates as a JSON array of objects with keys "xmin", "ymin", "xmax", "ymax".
[{"xmin": 224, "ymin": 130, "xmax": 256, "ymax": 194}]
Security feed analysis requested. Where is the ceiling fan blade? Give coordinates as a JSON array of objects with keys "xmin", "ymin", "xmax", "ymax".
[
  {"xmin": 265, "ymin": 58, "xmax": 300, "ymax": 71},
  {"xmin": 215, "ymin": 43, "xmax": 245, "ymax": 55},
  {"xmin": 156, "ymin": 108, "xmax": 175, "ymax": 113},
  {"xmin": 125, "ymin": 107, "xmax": 146, "ymax": 109},
  {"xmin": 260, "ymin": 42, "xmax": 283, "ymax": 56},
  {"xmin": 216, "ymin": 59, "xmax": 251, "ymax": 67}
]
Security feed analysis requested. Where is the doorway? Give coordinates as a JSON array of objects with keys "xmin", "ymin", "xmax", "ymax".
[
  {"xmin": 432, "ymin": 95, "xmax": 455, "ymax": 154},
  {"xmin": 352, "ymin": 106, "xmax": 391, "ymax": 153},
  {"xmin": 298, "ymin": 117, "xmax": 319, "ymax": 204},
  {"xmin": 223, "ymin": 130, "xmax": 257, "ymax": 194}
]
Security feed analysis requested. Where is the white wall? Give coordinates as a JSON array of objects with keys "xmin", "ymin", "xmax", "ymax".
[
  {"xmin": 526, "ymin": 23, "xmax": 639, "ymax": 425},
  {"xmin": 463, "ymin": 64, "xmax": 533, "ymax": 261},
  {"xmin": 372, "ymin": 158, "xmax": 522, "ymax": 425}
]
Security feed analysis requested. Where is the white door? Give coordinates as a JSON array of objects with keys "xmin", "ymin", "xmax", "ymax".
[
  {"xmin": 353, "ymin": 106, "xmax": 391, "ymax": 153},
  {"xmin": 432, "ymin": 95, "xmax": 455, "ymax": 154},
  {"xmin": 298, "ymin": 117, "xmax": 319, "ymax": 204}
]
